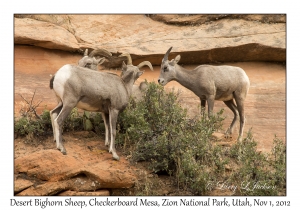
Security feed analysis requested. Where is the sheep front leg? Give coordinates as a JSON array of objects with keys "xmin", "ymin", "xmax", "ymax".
[
  {"xmin": 207, "ymin": 95, "xmax": 215, "ymax": 117},
  {"xmin": 200, "ymin": 98, "xmax": 206, "ymax": 117},
  {"xmin": 108, "ymin": 108, "xmax": 120, "ymax": 160}
]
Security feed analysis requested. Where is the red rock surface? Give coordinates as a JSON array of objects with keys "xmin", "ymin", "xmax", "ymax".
[
  {"xmin": 14, "ymin": 131, "xmax": 136, "ymax": 196},
  {"xmin": 14, "ymin": 14, "xmax": 285, "ymax": 67}
]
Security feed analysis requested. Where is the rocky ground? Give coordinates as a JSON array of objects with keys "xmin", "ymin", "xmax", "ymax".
[
  {"xmin": 13, "ymin": 14, "xmax": 286, "ymax": 196},
  {"xmin": 14, "ymin": 131, "xmax": 196, "ymax": 196}
]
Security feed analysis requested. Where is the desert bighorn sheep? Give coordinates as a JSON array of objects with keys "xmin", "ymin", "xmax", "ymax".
[
  {"xmin": 49, "ymin": 53, "xmax": 153, "ymax": 160},
  {"xmin": 78, "ymin": 49, "xmax": 151, "ymax": 102},
  {"xmin": 78, "ymin": 48, "xmax": 132, "ymax": 69},
  {"xmin": 158, "ymin": 47, "xmax": 250, "ymax": 142},
  {"xmin": 78, "ymin": 49, "xmax": 112, "ymax": 70}
]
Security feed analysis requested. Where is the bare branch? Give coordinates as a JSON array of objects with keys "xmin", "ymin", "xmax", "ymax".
[{"xmin": 17, "ymin": 90, "xmax": 42, "ymax": 120}]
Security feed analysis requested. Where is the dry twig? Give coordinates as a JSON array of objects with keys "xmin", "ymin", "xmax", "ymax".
[{"xmin": 18, "ymin": 89, "xmax": 42, "ymax": 120}]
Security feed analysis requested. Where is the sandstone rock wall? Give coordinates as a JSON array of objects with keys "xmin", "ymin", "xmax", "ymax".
[{"xmin": 14, "ymin": 14, "xmax": 286, "ymax": 67}]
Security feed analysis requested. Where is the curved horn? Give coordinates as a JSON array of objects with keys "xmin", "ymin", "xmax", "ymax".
[
  {"xmin": 163, "ymin": 46, "xmax": 173, "ymax": 61},
  {"xmin": 119, "ymin": 53, "xmax": 132, "ymax": 65},
  {"xmin": 137, "ymin": 61, "xmax": 153, "ymax": 71},
  {"xmin": 89, "ymin": 48, "xmax": 112, "ymax": 58}
]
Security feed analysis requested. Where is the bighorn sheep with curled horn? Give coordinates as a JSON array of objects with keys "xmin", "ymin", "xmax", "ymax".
[
  {"xmin": 77, "ymin": 48, "xmax": 112, "ymax": 70},
  {"xmin": 79, "ymin": 48, "xmax": 131, "ymax": 69},
  {"xmin": 78, "ymin": 48, "xmax": 151, "ymax": 102},
  {"xmin": 49, "ymin": 53, "xmax": 153, "ymax": 160},
  {"xmin": 158, "ymin": 47, "xmax": 250, "ymax": 142}
]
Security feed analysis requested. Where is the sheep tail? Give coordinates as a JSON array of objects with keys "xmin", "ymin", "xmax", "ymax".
[{"xmin": 50, "ymin": 75, "xmax": 55, "ymax": 89}]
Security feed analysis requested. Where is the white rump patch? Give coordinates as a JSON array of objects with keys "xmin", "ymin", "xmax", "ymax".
[{"xmin": 53, "ymin": 65, "xmax": 73, "ymax": 99}]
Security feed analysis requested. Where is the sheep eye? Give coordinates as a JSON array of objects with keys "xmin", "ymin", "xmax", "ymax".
[{"xmin": 163, "ymin": 66, "xmax": 168, "ymax": 72}]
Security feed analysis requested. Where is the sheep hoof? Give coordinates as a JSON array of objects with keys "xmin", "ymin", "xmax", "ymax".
[
  {"xmin": 113, "ymin": 155, "xmax": 120, "ymax": 161},
  {"xmin": 112, "ymin": 152, "xmax": 119, "ymax": 160},
  {"xmin": 57, "ymin": 147, "xmax": 67, "ymax": 155},
  {"xmin": 237, "ymin": 136, "xmax": 243, "ymax": 142},
  {"xmin": 224, "ymin": 130, "xmax": 232, "ymax": 139}
]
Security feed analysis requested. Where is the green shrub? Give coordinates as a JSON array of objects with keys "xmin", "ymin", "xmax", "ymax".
[
  {"xmin": 117, "ymin": 82, "xmax": 226, "ymax": 194},
  {"xmin": 14, "ymin": 108, "xmax": 105, "ymax": 140},
  {"xmin": 117, "ymin": 81, "xmax": 286, "ymax": 196},
  {"xmin": 269, "ymin": 136, "xmax": 286, "ymax": 193},
  {"xmin": 14, "ymin": 84, "xmax": 286, "ymax": 196},
  {"xmin": 228, "ymin": 131, "xmax": 286, "ymax": 196},
  {"xmin": 14, "ymin": 109, "xmax": 52, "ymax": 138}
]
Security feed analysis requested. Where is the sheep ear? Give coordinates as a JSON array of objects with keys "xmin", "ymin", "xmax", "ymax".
[
  {"xmin": 122, "ymin": 61, "xmax": 127, "ymax": 71},
  {"xmin": 84, "ymin": 49, "xmax": 88, "ymax": 56},
  {"xmin": 174, "ymin": 55, "xmax": 181, "ymax": 64},
  {"xmin": 137, "ymin": 71, "xmax": 144, "ymax": 77}
]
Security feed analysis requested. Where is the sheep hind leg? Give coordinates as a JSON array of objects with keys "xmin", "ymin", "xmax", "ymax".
[
  {"xmin": 108, "ymin": 108, "xmax": 120, "ymax": 161},
  {"xmin": 50, "ymin": 101, "xmax": 63, "ymax": 142},
  {"xmin": 54, "ymin": 104, "xmax": 76, "ymax": 155},
  {"xmin": 101, "ymin": 112, "xmax": 111, "ymax": 147},
  {"xmin": 223, "ymin": 99, "xmax": 239, "ymax": 139},
  {"xmin": 234, "ymin": 95, "xmax": 246, "ymax": 142}
]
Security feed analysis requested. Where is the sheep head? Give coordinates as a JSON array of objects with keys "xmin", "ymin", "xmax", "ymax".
[
  {"xmin": 78, "ymin": 56, "xmax": 106, "ymax": 70},
  {"xmin": 158, "ymin": 46, "xmax": 181, "ymax": 86},
  {"xmin": 119, "ymin": 53, "xmax": 153, "ymax": 83}
]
